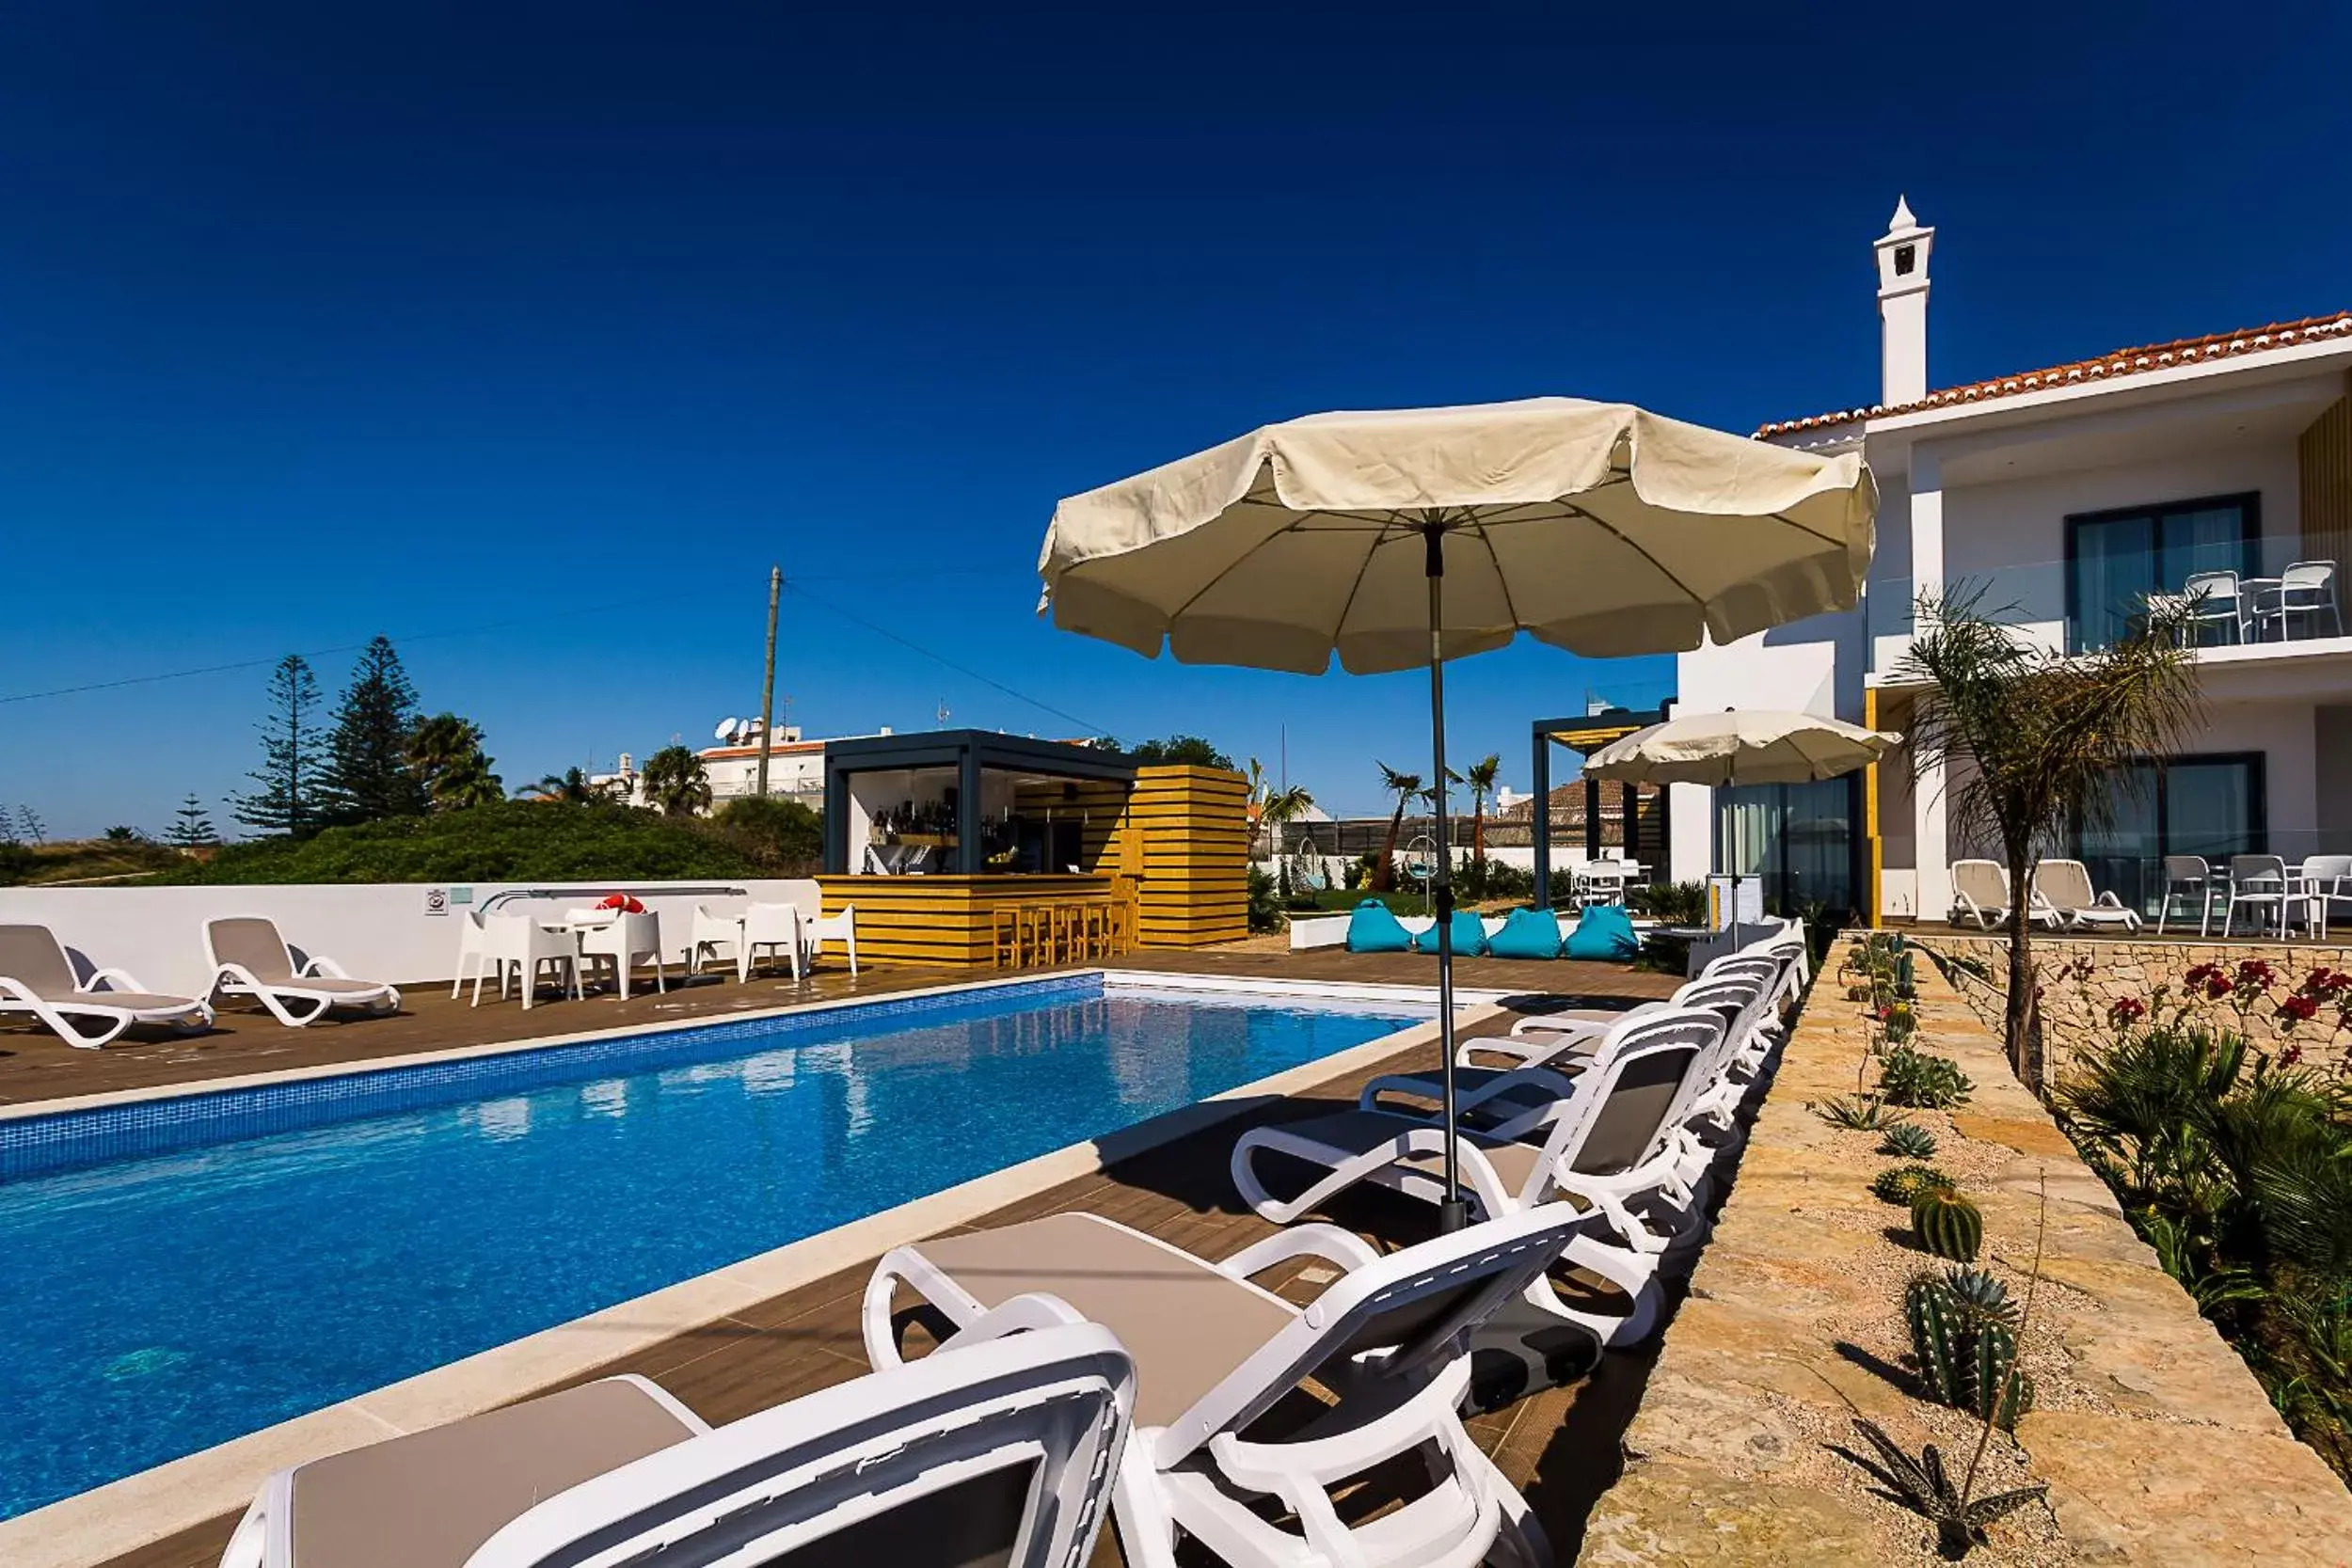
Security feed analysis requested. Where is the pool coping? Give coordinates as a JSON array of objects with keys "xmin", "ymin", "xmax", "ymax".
[{"xmin": 1, "ymin": 973, "xmax": 1496, "ymax": 1568}]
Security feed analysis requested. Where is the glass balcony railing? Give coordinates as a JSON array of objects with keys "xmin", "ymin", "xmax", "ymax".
[{"xmin": 1867, "ymin": 543, "xmax": 2349, "ymax": 677}]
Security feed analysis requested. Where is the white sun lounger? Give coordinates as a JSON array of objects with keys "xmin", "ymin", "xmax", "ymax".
[
  {"xmin": 1231, "ymin": 1009, "xmax": 1726, "ymax": 1350},
  {"xmin": 863, "ymin": 1206, "xmax": 1579, "ymax": 1568},
  {"xmin": 0, "ymin": 923, "xmax": 212, "ymax": 1048},
  {"xmin": 204, "ymin": 916, "xmax": 402, "ymax": 1027},
  {"xmin": 219, "ymin": 1321, "xmax": 1134, "ymax": 1568},
  {"xmin": 2031, "ymin": 858, "xmax": 2143, "ymax": 933}
]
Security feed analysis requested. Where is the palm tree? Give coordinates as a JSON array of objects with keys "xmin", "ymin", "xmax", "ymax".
[
  {"xmin": 1260, "ymin": 784, "xmax": 1316, "ymax": 897},
  {"xmin": 1465, "ymin": 753, "xmax": 1502, "ymax": 862},
  {"xmin": 641, "ymin": 744, "xmax": 713, "ymax": 818},
  {"xmin": 405, "ymin": 713, "xmax": 502, "ymax": 810},
  {"xmin": 1898, "ymin": 586, "xmax": 2201, "ymax": 1084},
  {"xmin": 519, "ymin": 767, "xmax": 595, "ymax": 804},
  {"xmin": 1372, "ymin": 764, "xmax": 1423, "ymax": 893}
]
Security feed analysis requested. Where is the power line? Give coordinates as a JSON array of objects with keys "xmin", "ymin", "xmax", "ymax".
[
  {"xmin": 783, "ymin": 578, "xmax": 1107, "ymax": 737},
  {"xmin": 0, "ymin": 564, "xmax": 1037, "ymax": 709}
]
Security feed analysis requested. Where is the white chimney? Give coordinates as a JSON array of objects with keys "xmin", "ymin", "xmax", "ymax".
[{"xmin": 1874, "ymin": 195, "xmax": 1933, "ymax": 406}]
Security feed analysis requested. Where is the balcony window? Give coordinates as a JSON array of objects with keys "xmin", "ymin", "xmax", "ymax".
[
  {"xmin": 2070, "ymin": 753, "xmax": 2265, "ymax": 915},
  {"xmin": 2065, "ymin": 493, "xmax": 2258, "ymax": 652}
]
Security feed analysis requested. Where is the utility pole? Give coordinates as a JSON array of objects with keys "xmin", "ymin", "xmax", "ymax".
[{"xmin": 755, "ymin": 565, "xmax": 781, "ymax": 799}]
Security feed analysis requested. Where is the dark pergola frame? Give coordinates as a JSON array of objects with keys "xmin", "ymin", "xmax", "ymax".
[
  {"xmin": 1528, "ymin": 704, "xmax": 1673, "ymax": 909},
  {"xmin": 821, "ymin": 730, "xmax": 1137, "ymax": 875}
]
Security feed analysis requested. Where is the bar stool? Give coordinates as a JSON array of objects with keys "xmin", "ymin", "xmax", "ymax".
[
  {"xmin": 1079, "ymin": 902, "xmax": 1109, "ymax": 960},
  {"xmin": 990, "ymin": 906, "xmax": 1019, "ymax": 969}
]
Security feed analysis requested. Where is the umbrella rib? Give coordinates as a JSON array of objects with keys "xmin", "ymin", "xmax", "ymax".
[
  {"xmin": 1153, "ymin": 509, "xmax": 1406, "ymax": 642},
  {"xmin": 1471, "ymin": 518, "xmax": 1525, "ymax": 632}
]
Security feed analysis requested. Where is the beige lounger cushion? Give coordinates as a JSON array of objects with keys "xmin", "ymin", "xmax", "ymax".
[
  {"xmin": 276, "ymin": 976, "xmax": 392, "ymax": 997},
  {"xmin": 211, "ymin": 918, "xmax": 389, "ymax": 994},
  {"xmin": 287, "ymin": 1378, "xmax": 700, "ymax": 1568},
  {"xmin": 0, "ymin": 924, "xmax": 85, "ymax": 998},
  {"xmin": 908, "ymin": 1213, "xmax": 1295, "ymax": 1428},
  {"xmin": 48, "ymin": 990, "xmax": 202, "ymax": 1013}
]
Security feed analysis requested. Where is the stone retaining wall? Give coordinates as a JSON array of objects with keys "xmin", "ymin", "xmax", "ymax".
[
  {"xmin": 1576, "ymin": 946, "xmax": 2352, "ymax": 1564},
  {"xmin": 1924, "ymin": 933, "xmax": 2352, "ymax": 1083}
]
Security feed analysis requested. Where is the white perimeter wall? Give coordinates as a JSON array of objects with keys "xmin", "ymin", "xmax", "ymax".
[{"xmin": 0, "ymin": 880, "xmax": 813, "ymax": 999}]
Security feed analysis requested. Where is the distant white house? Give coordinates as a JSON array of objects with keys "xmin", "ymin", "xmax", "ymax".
[
  {"xmin": 595, "ymin": 722, "xmax": 895, "ymax": 813},
  {"xmin": 1675, "ymin": 198, "xmax": 2352, "ymax": 922}
]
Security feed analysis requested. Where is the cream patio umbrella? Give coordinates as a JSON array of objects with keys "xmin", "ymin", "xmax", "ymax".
[
  {"xmin": 1581, "ymin": 707, "xmax": 1901, "ymax": 927},
  {"xmin": 1039, "ymin": 398, "xmax": 1876, "ymax": 1228}
]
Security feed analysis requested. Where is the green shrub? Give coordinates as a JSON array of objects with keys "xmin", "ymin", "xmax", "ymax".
[
  {"xmin": 1248, "ymin": 867, "xmax": 1282, "ymax": 933},
  {"xmin": 709, "ymin": 796, "xmax": 821, "ymax": 872},
  {"xmin": 149, "ymin": 801, "xmax": 763, "ymax": 884},
  {"xmin": 1627, "ymin": 879, "xmax": 1707, "ymax": 926}
]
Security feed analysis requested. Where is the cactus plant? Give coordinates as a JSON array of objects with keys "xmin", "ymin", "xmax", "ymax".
[
  {"xmin": 1912, "ymin": 1186, "xmax": 1984, "ymax": 1262},
  {"xmin": 1905, "ymin": 1271, "xmax": 2034, "ymax": 1429},
  {"xmin": 1817, "ymin": 1095, "xmax": 1890, "ymax": 1130},
  {"xmin": 1878, "ymin": 1120, "xmax": 1938, "ymax": 1160},
  {"xmin": 1895, "ymin": 950, "xmax": 1917, "ymax": 997},
  {"xmin": 1879, "ymin": 1046, "xmax": 1973, "ymax": 1109},
  {"xmin": 1872, "ymin": 1163, "xmax": 1952, "ymax": 1205},
  {"xmin": 1937, "ymin": 1265, "xmax": 2017, "ymax": 1328}
]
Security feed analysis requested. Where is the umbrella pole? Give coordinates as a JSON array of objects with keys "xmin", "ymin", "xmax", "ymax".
[{"xmin": 1423, "ymin": 522, "xmax": 1468, "ymax": 1234}]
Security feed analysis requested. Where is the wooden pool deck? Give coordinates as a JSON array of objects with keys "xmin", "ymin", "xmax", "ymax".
[{"xmin": 19, "ymin": 944, "xmax": 1684, "ymax": 1568}]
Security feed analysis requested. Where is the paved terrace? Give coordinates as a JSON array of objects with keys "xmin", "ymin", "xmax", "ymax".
[{"xmin": 8, "ymin": 943, "xmax": 1683, "ymax": 1567}]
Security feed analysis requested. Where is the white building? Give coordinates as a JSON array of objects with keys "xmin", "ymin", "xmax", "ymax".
[
  {"xmin": 1676, "ymin": 198, "xmax": 2352, "ymax": 923},
  {"xmin": 596, "ymin": 723, "xmax": 894, "ymax": 813}
]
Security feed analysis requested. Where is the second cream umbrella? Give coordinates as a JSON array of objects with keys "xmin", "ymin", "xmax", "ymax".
[{"xmin": 1581, "ymin": 708, "xmax": 1900, "ymax": 926}]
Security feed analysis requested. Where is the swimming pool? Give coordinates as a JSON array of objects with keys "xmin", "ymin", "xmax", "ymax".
[{"xmin": 0, "ymin": 975, "xmax": 1422, "ymax": 1519}]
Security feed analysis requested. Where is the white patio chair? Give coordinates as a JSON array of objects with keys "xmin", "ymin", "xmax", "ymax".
[
  {"xmin": 2296, "ymin": 854, "xmax": 2352, "ymax": 941},
  {"xmin": 220, "ymin": 1323, "xmax": 1134, "ymax": 1568},
  {"xmin": 2255, "ymin": 561, "xmax": 2343, "ymax": 641},
  {"xmin": 789, "ymin": 883, "xmax": 859, "ymax": 974},
  {"xmin": 864, "ymin": 1206, "xmax": 1575, "ymax": 1568},
  {"xmin": 450, "ymin": 908, "xmax": 498, "ymax": 999},
  {"xmin": 577, "ymin": 910, "xmax": 667, "ymax": 1000},
  {"xmin": 2155, "ymin": 855, "xmax": 2222, "ymax": 937},
  {"xmin": 2224, "ymin": 854, "xmax": 2291, "ymax": 939},
  {"xmin": 203, "ymin": 916, "xmax": 400, "ymax": 1026},
  {"xmin": 470, "ymin": 913, "xmax": 580, "ymax": 1009},
  {"xmin": 1949, "ymin": 859, "xmax": 2017, "ymax": 930},
  {"xmin": 2030, "ymin": 859, "xmax": 2141, "ymax": 933},
  {"xmin": 0, "ymin": 924, "xmax": 213, "ymax": 1048},
  {"xmin": 2183, "ymin": 570, "xmax": 2245, "ymax": 643}
]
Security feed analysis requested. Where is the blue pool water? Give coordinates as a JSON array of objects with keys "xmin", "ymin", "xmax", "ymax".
[{"xmin": 0, "ymin": 978, "xmax": 1419, "ymax": 1519}]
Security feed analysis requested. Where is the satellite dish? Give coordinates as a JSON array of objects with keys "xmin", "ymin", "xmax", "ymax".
[{"xmin": 714, "ymin": 717, "xmax": 741, "ymax": 742}]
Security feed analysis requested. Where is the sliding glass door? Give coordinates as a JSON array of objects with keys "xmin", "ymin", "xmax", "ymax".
[
  {"xmin": 2066, "ymin": 494, "xmax": 2258, "ymax": 651},
  {"xmin": 1716, "ymin": 777, "xmax": 1858, "ymax": 918},
  {"xmin": 2073, "ymin": 754, "xmax": 2265, "ymax": 914}
]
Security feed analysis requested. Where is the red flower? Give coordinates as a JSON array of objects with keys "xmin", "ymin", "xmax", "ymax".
[
  {"xmin": 2280, "ymin": 1044, "xmax": 2306, "ymax": 1068},
  {"xmin": 2280, "ymin": 994, "xmax": 2321, "ymax": 1029},
  {"xmin": 2236, "ymin": 958, "xmax": 2278, "ymax": 990},
  {"xmin": 2108, "ymin": 996, "xmax": 2148, "ymax": 1028}
]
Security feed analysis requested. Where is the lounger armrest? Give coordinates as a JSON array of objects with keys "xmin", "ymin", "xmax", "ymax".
[
  {"xmin": 945, "ymin": 1290, "xmax": 1091, "ymax": 1347},
  {"xmin": 85, "ymin": 966, "xmax": 149, "ymax": 994},
  {"xmin": 1218, "ymin": 1224, "xmax": 1382, "ymax": 1280},
  {"xmin": 1206, "ymin": 1356, "xmax": 1470, "ymax": 1490},
  {"xmin": 297, "ymin": 955, "xmax": 353, "ymax": 978}
]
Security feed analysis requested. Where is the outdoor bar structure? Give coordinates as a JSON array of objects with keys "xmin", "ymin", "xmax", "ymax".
[
  {"xmin": 816, "ymin": 729, "xmax": 1249, "ymax": 968},
  {"xmin": 1529, "ymin": 705, "xmax": 1673, "ymax": 909}
]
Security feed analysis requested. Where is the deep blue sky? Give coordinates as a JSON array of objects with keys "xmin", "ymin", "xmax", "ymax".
[{"xmin": 4, "ymin": 2, "xmax": 2344, "ymax": 835}]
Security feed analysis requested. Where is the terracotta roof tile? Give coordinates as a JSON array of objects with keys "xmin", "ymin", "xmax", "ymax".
[{"xmin": 1753, "ymin": 309, "xmax": 2352, "ymax": 439}]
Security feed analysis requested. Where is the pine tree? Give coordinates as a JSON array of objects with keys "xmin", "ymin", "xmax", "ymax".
[
  {"xmin": 231, "ymin": 655, "xmax": 326, "ymax": 835},
  {"xmin": 13, "ymin": 805, "xmax": 44, "ymax": 845},
  {"xmin": 320, "ymin": 636, "xmax": 426, "ymax": 823},
  {"xmin": 167, "ymin": 794, "xmax": 219, "ymax": 848}
]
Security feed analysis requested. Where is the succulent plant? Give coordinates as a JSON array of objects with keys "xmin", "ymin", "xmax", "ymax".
[
  {"xmin": 1937, "ymin": 1265, "xmax": 2019, "ymax": 1329},
  {"xmin": 1879, "ymin": 1046, "xmax": 1974, "ymax": 1109},
  {"xmin": 1914, "ymin": 1187, "xmax": 1986, "ymax": 1262},
  {"xmin": 1878, "ymin": 1120, "xmax": 1939, "ymax": 1160},
  {"xmin": 1872, "ymin": 1163, "xmax": 1953, "ymax": 1205},
  {"xmin": 1846, "ymin": 1418, "xmax": 2047, "ymax": 1555},
  {"xmin": 1817, "ymin": 1095, "xmax": 1890, "ymax": 1130},
  {"xmin": 1906, "ymin": 1271, "xmax": 2033, "ymax": 1429}
]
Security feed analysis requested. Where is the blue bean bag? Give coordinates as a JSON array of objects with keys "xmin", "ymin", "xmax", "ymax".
[
  {"xmin": 1414, "ymin": 909, "xmax": 1489, "ymax": 957},
  {"xmin": 1562, "ymin": 903, "xmax": 1640, "ymax": 960},
  {"xmin": 1345, "ymin": 897, "xmax": 1414, "ymax": 954},
  {"xmin": 1486, "ymin": 907, "xmax": 1562, "ymax": 960}
]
